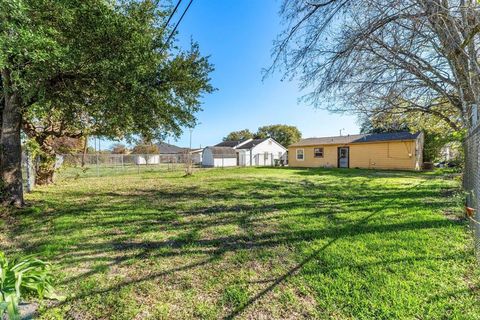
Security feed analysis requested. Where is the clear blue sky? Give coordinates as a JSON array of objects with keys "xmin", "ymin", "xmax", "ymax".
[{"xmin": 100, "ymin": 0, "xmax": 359, "ymax": 150}]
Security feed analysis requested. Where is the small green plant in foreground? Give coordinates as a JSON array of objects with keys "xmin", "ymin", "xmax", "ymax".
[{"xmin": 0, "ymin": 252, "xmax": 59, "ymax": 320}]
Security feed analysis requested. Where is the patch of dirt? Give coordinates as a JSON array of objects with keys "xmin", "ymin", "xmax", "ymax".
[
  {"xmin": 19, "ymin": 302, "xmax": 38, "ymax": 320},
  {"xmin": 440, "ymin": 188, "xmax": 459, "ymax": 197},
  {"xmin": 443, "ymin": 209, "xmax": 464, "ymax": 222}
]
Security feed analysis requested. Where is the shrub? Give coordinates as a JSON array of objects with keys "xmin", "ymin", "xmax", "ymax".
[{"xmin": 0, "ymin": 252, "xmax": 59, "ymax": 320}]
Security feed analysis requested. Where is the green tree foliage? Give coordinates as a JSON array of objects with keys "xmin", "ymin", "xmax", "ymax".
[
  {"xmin": 223, "ymin": 125, "xmax": 302, "ymax": 147},
  {"xmin": 132, "ymin": 143, "xmax": 159, "ymax": 154},
  {"xmin": 255, "ymin": 124, "xmax": 301, "ymax": 147},
  {"xmin": 111, "ymin": 143, "xmax": 128, "ymax": 154},
  {"xmin": 223, "ymin": 129, "xmax": 254, "ymax": 141},
  {"xmin": 0, "ymin": 0, "xmax": 214, "ymax": 204},
  {"xmin": 359, "ymin": 118, "xmax": 410, "ymax": 134},
  {"xmin": 361, "ymin": 106, "xmax": 465, "ymax": 162}
]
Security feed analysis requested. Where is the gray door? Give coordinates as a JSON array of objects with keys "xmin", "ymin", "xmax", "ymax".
[{"xmin": 338, "ymin": 147, "xmax": 349, "ymax": 168}]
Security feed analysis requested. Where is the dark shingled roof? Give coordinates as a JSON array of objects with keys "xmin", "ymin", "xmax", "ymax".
[
  {"xmin": 214, "ymin": 140, "xmax": 247, "ymax": 148},
  {"xmin": 206, "ymin": 147, "xmax": 237, "ymax": 158},
  {"xmin": 156, "ymin": 142, "xmax": 185, "ymax": 154},
  {"xmin": 290, "ymin": 132, "xmax": 421, "ymax": 147},
  {"xmin": 236, "ymin": 138, "xmax": 269, "ymax": 150}
]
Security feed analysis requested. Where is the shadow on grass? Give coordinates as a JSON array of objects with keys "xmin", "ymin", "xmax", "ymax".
[
  {"xmin": 5, "ymin": 167, "xmax": 466, "ymax": 318},
  {"xmin": 223, "ymin": 180, "xmax": 429, "ymax": 319}
]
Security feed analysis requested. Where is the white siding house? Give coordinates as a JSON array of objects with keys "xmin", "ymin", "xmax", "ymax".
[
  {"xmin": 202, "ymin": 147, "xmax": 237, "ymax": 167},
  {"xmin": 205, "ymin": 138, "xmax": 287, "ymax": 167},
  {"xmin": 235, "ymin": 138, "xmax": 287, "ymax": 166},
  {"xmin": 190, "ymin": 148, "xmax": 203, "ymax": 164}
]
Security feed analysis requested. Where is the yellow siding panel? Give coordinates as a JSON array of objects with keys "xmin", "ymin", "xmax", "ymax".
[
  {"xmin": 349, "ymin": 141, "xmax": 416, "ymax": 170},
  {"xmin": 288, "ymin": 145, "xmax": 338, "ymax": 168},
  {"xmin": 288, "ymin": 140, "xmax": 418, "ymax": 170}
]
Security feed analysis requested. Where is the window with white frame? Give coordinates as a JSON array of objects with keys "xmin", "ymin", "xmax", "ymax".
[
  {"xmin": 314, "ymin": 147, "xmax": 324, "ymax": 158},
  {"xmin": 296, "ymin": 149, "xmax": 304, "ymax": 160}
]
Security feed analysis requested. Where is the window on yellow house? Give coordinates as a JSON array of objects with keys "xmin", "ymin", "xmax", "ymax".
[
  {"xmin": 296, "ymin": 149, "xmax": 304, "ymax": 160},
  {"xmin": 314, "ymin": 147, "xmax": 324, "ymax": 158}
]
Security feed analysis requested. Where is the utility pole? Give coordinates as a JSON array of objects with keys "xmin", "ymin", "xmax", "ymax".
[
  {"xmin": 187, "ymin": 128, "xmax": 193, "ymax": 174},
  {"xmin": 189, "ymin": 128, "xmax": 193, "ymax": 151},
  {"xmin": 96, "ymin": 137, "xmax": 100, "ymax": 177}
]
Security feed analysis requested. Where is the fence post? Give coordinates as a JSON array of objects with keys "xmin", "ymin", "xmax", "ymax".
[
  {"xmin": 25, "ymin": 149, "xmax": 34, "ymax": 193},
  {"xmin": 96, "ymin": 152, "xmax": 99, "ymax": 177}
]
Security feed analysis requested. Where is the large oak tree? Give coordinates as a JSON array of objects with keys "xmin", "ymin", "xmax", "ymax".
[{"xmin": 0, "ymin": 0, "xmax": 214, "ymax": 206}]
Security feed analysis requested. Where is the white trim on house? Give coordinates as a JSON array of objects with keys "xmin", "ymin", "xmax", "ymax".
[
  {"xmin": 233, "ymin": 139, "xmax": 252, "ymax": 149},
  {"xmin": 313, "ymin": 147, "xmax": 324, "ymax": 158},
  {"xmin": 296, "ymin": 148, "xmax": 305, "ymax": 161}
]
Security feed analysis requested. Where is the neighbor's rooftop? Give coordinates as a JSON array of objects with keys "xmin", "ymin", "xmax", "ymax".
[
  {"xmin": 290, "ymin": 131, "xmax": 421, "ymax": 147},
  {"xmin": 236, "ymin": 138, "xmax": 269, "ymax": 149},
  {"xmin": 156, "ymin": 141, "xmax": 186, "ymax": 154},
  {"xmin": 214, "ymin": 140, "xmax": 247, "ymax": 148}
]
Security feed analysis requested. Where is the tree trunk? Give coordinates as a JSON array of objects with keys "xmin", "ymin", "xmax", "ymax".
[
  {"xmin": 35, "ymin": 156, "xmax": 56, "ymax": 185},
  {"xmin": 35, "ymin": 152, "xmax": 56, "ymax": 186},
  {"xmin": 0, "ymin": 69, "xmax": 24, "ymax": 207}
]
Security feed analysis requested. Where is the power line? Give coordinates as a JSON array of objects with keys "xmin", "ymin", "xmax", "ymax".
[
  {"xmin": 161, "ymin": 0, "xmax": 194, "ymax": 53},
  {"xmin": 162, "ymin": 0, "xmax": 183, "ymax": 30}
]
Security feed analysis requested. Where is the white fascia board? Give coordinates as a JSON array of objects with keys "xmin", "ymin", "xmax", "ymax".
[{"xmin": 233, "ymin": 138, "xmax": 253, "ymax": 149}]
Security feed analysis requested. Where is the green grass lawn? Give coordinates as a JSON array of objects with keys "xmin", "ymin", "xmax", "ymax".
[{"xmin": 1, "ymin": 167, "xmax": 479, "ymax": 319}]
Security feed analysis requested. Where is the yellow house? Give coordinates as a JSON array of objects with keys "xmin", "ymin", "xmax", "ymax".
[{"xmin": 288, "ymin": 132, "xmax": 424, "ymax": 170}]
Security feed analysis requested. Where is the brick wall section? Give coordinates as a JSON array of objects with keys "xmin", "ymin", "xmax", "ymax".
[{"xmin": 464, "ymin": 123, "xmax": 480, "ymax": 260}]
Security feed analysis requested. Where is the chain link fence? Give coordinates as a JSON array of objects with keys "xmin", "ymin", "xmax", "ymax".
[
  {"xmin": 21, "ymin": 151, "xmax": 286, "ymax": 191},
  {"xmin": 464, "ymin": 123, "xmax": 480, "ymax": 261},
  {"xmin": 59, "ymin": 153, "xmax": 202, "ymax": 179}
]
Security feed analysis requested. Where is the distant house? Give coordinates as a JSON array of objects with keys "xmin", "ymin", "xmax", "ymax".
[
  {"xmin": 232, "ymin": 138, "xmax": 287, "ymax": 166},
  {"xmin": 288, "ymin": 132, "xmax": 424, "ymax": 170},
  {"xmin": 202, "ymin": 138, "xmax": 287, "ymax": 167},
  {"xmin": 214, "ymin": 140, "xmax": 246, "ymax": 148},
  {"xmin": 202, "ymin": 147, "xmax": 237, "ymax": 167},
  {"xmin": 157, "ymin": 142, "xmax": 186, "ymax": 155},
  {"xmin": 189, "ymin": 148, "xmax": 204, "ymax": 164},
  {"xmin": 132, "ymin": 142, "xmax": 203, "ymax": 165}
]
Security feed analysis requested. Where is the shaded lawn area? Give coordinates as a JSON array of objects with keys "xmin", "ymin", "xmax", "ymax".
[{"xmin": 1, "ymin": 167, "xmax": 479, "ymax": 319}]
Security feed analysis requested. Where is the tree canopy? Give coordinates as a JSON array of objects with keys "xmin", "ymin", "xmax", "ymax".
[
  {"xmin": 268, "ymin": 0, "xmax": 479, "ymax": 132},
  {"xmin": 223, "ymin": 129, "xmax": 254, "ymax": 141},
  {"xmin": 256, "ymin": 124, "xmax": 301, "ymax": 147},
  {"xmin": 361, "ymin": 106, "xmax": 465, "ymax": 162},
  {"xmin": 111, "ymin": 143, "xmax": 128, "ymax": 155},
  {"xmin": 0, "ymin": 0, "xmax": 214, "ymax": 205},
  {"xmin": 132, "ymin": 143, "xmax": 159, "ymax": 155},
  {"xmin": 223, "ymin": 124, "xmax": 302, "ymax": 147}
]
